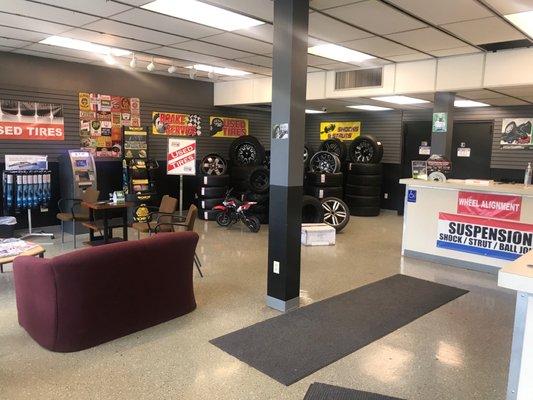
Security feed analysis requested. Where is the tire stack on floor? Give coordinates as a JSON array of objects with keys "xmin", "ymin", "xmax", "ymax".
[
  {"xmin": 344, "ymin": 135, "xmax": 384, "ymax": 217},
  {"xmin": 197, "ymin": 153, "xmax": 229, "ymax": 221}
]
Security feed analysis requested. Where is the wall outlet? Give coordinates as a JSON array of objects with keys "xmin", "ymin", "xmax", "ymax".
[
  {"xmin": 384, "ymin": 192, "xmax": 389, "ymax": 199},
  {"xmin": 273, "ymin": 261, "xmax": 280, "ymax": 274}
]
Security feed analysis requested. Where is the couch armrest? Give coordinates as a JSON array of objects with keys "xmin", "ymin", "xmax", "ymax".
[{"xmin": 13, "ymin": 256, "xmax": 58, "ymax": 351}]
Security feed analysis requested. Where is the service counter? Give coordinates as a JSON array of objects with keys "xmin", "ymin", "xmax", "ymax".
[{"xmin": 400, "ymin": 179, "xmax": 533, "ymax": 274}]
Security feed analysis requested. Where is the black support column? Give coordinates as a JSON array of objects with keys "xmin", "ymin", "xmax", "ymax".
[
  {"xmin": 267, "ymin": 0, "xmax": 309, "ymax": 312},
  {"xmin": 431, "ymin": 92, "xmax": 455, "ymax": 158}
]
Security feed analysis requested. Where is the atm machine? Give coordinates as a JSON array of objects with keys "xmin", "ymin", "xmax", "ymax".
[{"xmin": 59, "ymin": 150, "xmax": 98, "ymax": 234}]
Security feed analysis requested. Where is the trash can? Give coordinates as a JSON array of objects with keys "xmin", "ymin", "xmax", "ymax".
[{"xmin": 0, "ymin": 216, "xmax": 17, "ymax": 238}]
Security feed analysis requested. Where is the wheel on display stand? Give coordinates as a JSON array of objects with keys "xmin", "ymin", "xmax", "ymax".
[
  {"xmin": 229, "ymin": 136, "xmax": 265, "ymax": 167},
  {"xmin": 200, "ymin": 153, "xmax": 228, "ymax": 176},
  {"xmin": 309, "ymin": 151, "xmax": 341, "ymax": 174},
  {"xmin": 248, "ymin": 166, "xmax": 270, "ymax": 194},
  {"xmin": 348, "ymin": 135, "xmax": 383, "ymax": 164}
]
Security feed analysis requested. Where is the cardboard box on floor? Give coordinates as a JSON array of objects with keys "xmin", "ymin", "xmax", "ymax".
[{"xmin": 301, "ymin": 223, "xmax": 335, "ymax": 246}]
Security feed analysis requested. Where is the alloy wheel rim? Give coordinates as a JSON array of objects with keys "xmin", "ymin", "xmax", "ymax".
[{"xmin": 322, "ymin": 199, "xmax": 348, "ymax": 227}]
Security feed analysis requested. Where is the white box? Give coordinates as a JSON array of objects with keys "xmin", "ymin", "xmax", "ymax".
[{"xmin": 301, "ymin": 223, "xmax": 335, "ymax": 246}]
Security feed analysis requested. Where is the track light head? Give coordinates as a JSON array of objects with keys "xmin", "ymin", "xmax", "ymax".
[
  {"xmin": 189, "ymin": 69, "xmax": 196, "ymax": 80},
  {"xmin": 168, "ymin": 65, "xmax": 177, "ymax": 74},
  {"xmin": 129, "ymin": 54, "xmax": 136, "ymax": 69},
  {"xmin": 147, "ymin": 58, "xmax": 155, "ymax": 72}
]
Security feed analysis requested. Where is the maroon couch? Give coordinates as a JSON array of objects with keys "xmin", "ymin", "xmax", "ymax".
[{"xmin": 13, "ymin": 232, "xmax": 199, "ymax": 352}]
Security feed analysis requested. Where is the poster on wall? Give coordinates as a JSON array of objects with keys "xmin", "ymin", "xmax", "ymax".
[
  {"xmin": 0, "ymin": 100, "xmax": 64, "ymax": 141},
  {"xmin": 79, "ymin": 92, "xmax": 141, "ymax": 158},
  {"xmin": 5, "ymin": 154, "xmax": 48, "ymax": 170},
  {"xmin": 123, "ymin": 127, "xmax": 148, "ymax": 159},
  {"xmin": 152, "ymin": 112, "xmax": 201, "ymax": 136},
  {"xmin": 500, "ymin": 118, "xmax": 533, "ymax": 148},
  {"xmin": 436, "ymin": 212, "xmax": 533, "ymax": 261},
  {"xmin": 272, "ymin": 123, "xmax": 289, "ymax": 139},
  {"xmin": 432, "ymin": 112, "xmax": 447, "ymax": 133},
  {"xmin": 209, "ymin": 116, "xmax": 248, "ymax": 137},
  {"xmin": 319, "ymin": 121, "xmax": 361, "ymax": 141},
  {"xmin": 167, "ymin": 138, "xmax": 196, "ymax": 176}
]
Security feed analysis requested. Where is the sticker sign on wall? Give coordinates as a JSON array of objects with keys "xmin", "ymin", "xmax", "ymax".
[
  {"xmin": 0, "ymin": 100, "xmax": 64, "ymax": 141},
  {"xmin": 457, "ymin": 191, "xmax": 522, "ymax": 221},
  {"xmin": 167, "ymin": 138, "xmax": 196, "ymax": 176},
  {"xmin": 500, "ymin": 118, "xmax": 533, "ymax": 148},
  {"xmin": 209, "ymin": 116, "xmax": 248, "ymax": 137},
  {"xmin": 432, "ymin": 112, "xmax": 447, "ymax": 133},
  {"xmin": 319, "ymin": 121, "xmax": 361, "ymax": 141},
  {"xmin": 152, "ymin": 112, "xmax": 201, "ymax": 136}
]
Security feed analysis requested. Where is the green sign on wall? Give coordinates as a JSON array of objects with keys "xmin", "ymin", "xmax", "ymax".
[{"xmin": 432, "ymin": 112, "xmax": 447, "ymax": 133}]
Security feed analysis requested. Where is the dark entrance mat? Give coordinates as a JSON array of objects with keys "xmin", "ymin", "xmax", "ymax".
[
  {"xmin": 304, "ymin": 383, "xmax": 406, "ymax": 400},
  {"xmin": 210, "ymin": 274, "xmax": 467, "ymax": 386}
]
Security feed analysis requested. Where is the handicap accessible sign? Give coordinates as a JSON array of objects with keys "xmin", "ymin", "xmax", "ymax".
[{"xmin": 407, "ymin": 189, "xmax": 417, "ymax": 203}]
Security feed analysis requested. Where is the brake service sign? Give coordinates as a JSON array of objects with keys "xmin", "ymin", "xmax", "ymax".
[{"xmin": 167, "ymin": 138, "xmax": 196, "ymax": 176}]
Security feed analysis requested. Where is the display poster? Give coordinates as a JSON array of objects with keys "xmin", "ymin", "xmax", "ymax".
[
  {"xmin": 152, "ymin": 112, "xmax": 201, "ymax": 136},
  {"xmin": 411, "ymin": 160, "xmax": 428, "ymax": 180},
  {"xmin": 209, "ymin": 116, "xmax": 248, "ymax": 137},
  {"xmin": 436, "ymin": 212, "xmax": 533, "ymax": 261},
  {"xmin": 79, "ymin": 92, "xmax": 141, "ymax": 158},
  {"xmin": 319, "ymin": 121, "xmax": 361, "ymax": 141},
  {"xmin": 0, "ymin": 100, "xmax": 64, "ymax": 141},
  {"xmin": 272, "ymin": 122, "xmax": 289, "ymax": 139},
  {"xmin": 500, "ymin": 118, "xmax": 533, "ymax": 148},
  {"xmin": 5, "ymin": 154, "xmax": 48, "ymax": 170},
  {"xmin": 432, "ymin": 112, "xmax": 447, "ymax": 133},
  {"xmin": 457, "ymin": 191, "xmax": 522, "ymax": 221},
  {"xmin": 123, "ymin": 127, "xmax": 148, "ymax": 159},
  {"xmin": 167, "ymin": 138, "xmax": 196, "ymax": 176}
]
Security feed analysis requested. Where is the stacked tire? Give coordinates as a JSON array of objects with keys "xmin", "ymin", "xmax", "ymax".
[
  {"xmin": 344, "ymin": 135, "xmax": 384, "ymax": 217},
  {"xmin": 305, "ymin": 171, "xmax": 343, "ymax": 200},
  {"xmin": 197, "ymin": 153, "xmax": 229, "ymax": 221}
]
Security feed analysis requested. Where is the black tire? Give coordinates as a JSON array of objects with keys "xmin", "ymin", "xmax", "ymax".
[
  {"xmin": 199, "ymin": 197, "xmax": 225, "ymax": 210},
  {"xmin": 348, "ymin": 205, "xmax": 381, "ymax": 217},
  {"xmin": 321, "ymin": 197, "xmax": 350, "ymax": 232},
  {"xmin": 200, "ymin": 153, "xmax": 227, "ymax": 176},
  {"xmin": 345, "ymin": 194, "xmax": 380, "ymax": 207},
  {"xmin": 349, "ymin": 135, "xmax": 383, "ymax": 163},
  {"xmin": 346, "ymin": 174, "xmax": 382, "ymax": 186},
  {"xmin": 305, "ymin": 172, "xmax": 343, "ymax": 187},
  {"xmin": 216, "ymin": 210, "xmax": 232, "ymax": 226},
  {"xmin": 198, "ymin": 186, "xmax": 226, "ymax": 198},
  {"xmin": 254, "ymin": 213, "xmax": 269, "ymax": 224},
  {"xmin": 244, "ymin": 192, "xmax": 269, "ymax": 203},
  {"xmin": 231, "ymin": 165, "xmax": 253, "ymax": 180},
  {"xmin": 263, "ymin": 150, "xmax": 271, "ymax": 169},
  {"xmin": 301, "ymin": 195, "xmax": 324, "ymax": 223},
  {"xmin": 319, "ymin": 138, "xmax": 347, "ymax": 162},
  {"xmin": 309, "ymin": 151, "xmax": 341, "ymax": 173},
  {"xmin": 344, "ymin": 184, "xmax": 381, "ymax": 196},
  {"xmin": 230, "ymin": 180, "xmax": 250, "ymax": 193},
  {"xmin": 304, "ymin": 144, "xmax": 314, "ymax": 164},
  {"xmin": 198, "ymin": 209, "xmax": 218, "ymax": 221},
  {"xmin": 198, "ymin": 175, "xmax": 230, "ymax": 187},
  {"xmin": 245, "ymin": 215, "xmax": 261, "ymax": 233},
  {"xmin": 306, "ymin": 185, "xmax": 343, "ymax": 199},
  {"xmin": 346, "ymin": 162, "xmax": 383, "ymax": 175},
  {"xmin": 229, "ymin": 136, "xmax": 265, "ymax": 166},
  {"xmin": 248, "ymin": 166, "xmax": 270, "ymax": 194}
]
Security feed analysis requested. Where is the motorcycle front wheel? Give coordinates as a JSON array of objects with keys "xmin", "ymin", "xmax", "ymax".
[
  {"xmin": 245, "ymin": 215, "xmax": 261, "ymax": 233},
  {"xmin": 216, "ymin": 211, "xmax": 231, "ymax": 227}
]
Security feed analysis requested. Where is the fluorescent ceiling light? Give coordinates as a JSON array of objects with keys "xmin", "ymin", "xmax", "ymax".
[
  {"xmin": 505, "ymin": 11, "xmax": 533, "ymax": 37},
  {"xmin": 40, "ymin": 36, "xmax": 130, "ymax": 57},
  {"xmin": 186, "ymin": 64, "xmax": 251, "ymax": 76},
  {"xmin": 347, "ymin": 105, "xmax": 393, "ymax": 111},
  {"xmin": 308, "ymin": 43, "xmax": 375, "ymax": 63},
  {"xmin": 142, "ymin": 0, "xmax": 264, "ymax": 31},
  {"xmin": 454, "ymin": 99, "xmax": 490, "ymax": 108},
  {"xmin": 305, "ymin": 109, "xmax": 326, "ymax": 114},
  {"xmin": 103, "ymin": 54, "xmax": 116, "ymax": 65},
  {"xmin": 371, "ymin": 95, "xmax": 429, "ymax": 105}
]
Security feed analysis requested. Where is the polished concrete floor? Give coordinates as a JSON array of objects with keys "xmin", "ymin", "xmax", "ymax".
[{"xmin": 0, "ymin": 211, "xmax": 515, "ymax": 400}]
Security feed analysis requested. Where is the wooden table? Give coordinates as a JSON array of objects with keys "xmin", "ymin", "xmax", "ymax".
[
  {"xmin": 0, "ymin": 245, "xmax": 45, "ymax": 273},
  {"xmin": 81, "ymin": 201, "xmax": 135, "ymax": 245}
]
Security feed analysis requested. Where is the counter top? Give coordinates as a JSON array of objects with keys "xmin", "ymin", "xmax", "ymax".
[
  {"xmin": 499, "ymin": 251, "xmax": 533, "ymax": 293},
  {"xmin": 400, "ymin": 178, "xmax": 533, "ymax": 197}
]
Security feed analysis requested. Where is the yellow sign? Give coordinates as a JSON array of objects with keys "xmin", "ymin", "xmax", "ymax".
[
  {"xmin": 79, "ymin": 92, "xmax": 91, "ymax": 112},
  {"xmin": 209, "ymin": 116, "xmax": 249, "ymax": 137},
  {"xmin": 320, "ymin": 121, "xmax": 361, "ymax": 141}
]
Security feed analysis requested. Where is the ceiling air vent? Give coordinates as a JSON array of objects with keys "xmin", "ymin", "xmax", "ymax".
[
  {"xmin": 479, "ymin": 39, "xmax": 531, "ymax": 52},
  {"xmin": 335, "ymin": 68, "xmax": 383, "ymax": 90}
]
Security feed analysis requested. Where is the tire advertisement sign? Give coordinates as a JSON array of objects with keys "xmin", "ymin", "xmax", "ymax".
[
  {"xmin": 501, "ymin": 118, "xmax": 533, "ymax": 148},
  {"xmin": 167, "ymin": 138, "xmax": 196, "ymax": 176},
  {"xmin": 457, "ymin": 191, "xmax": 522, "ymax": 221},
  {"xmin": 437, "ymin": 213, "xmax": 533, "ymax": 261},
  {"xmin": 152, "ymin": 112, "xmax": 201, "ymax": 136},
  {"xmin": 319, "ymin": 121, "xmax": 361, "ymax": 141},
  {"xmin": 209, "ymin": 116, "xmax": 248, "ymax": 137},
  {"xmin": 0, "ymin": 100, "xmax": 64, "ymax": 141}
]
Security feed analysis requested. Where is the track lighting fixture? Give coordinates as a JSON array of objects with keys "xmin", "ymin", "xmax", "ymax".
[
  {"xmin": 168, "ymin": 64, "xmax": 177, "ymax": 74},
  {"xmin": 147, "ymin": 57, "xmax": 155, "ymax": 72},
  {"xmin": 129, "ymin": 53, "xmax": 137, "ymax": 69},
  {"xmin": 189, "ymin": 68, "xmax": 196, "ymax": 80}
]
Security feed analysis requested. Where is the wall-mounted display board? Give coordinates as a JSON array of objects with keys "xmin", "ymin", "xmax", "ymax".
[
  {"xmin": 79, "ymin": 92, "xmax": 141, "ymax": 158},
  {"xmin": 500, "ymin": 118, "xmax": 533, "ymax": 149},
  {"xmin": 152, "ymin": 112, "xmax": 201, "ymax": 136},
  {"xmin": 209, "ymin": 116, "xmax": 248, "ymax": 137},
  {"xmin": 319, "ymin": 121, "xmax": 361, "ymax": 141},
  {"xmin": 0, "ymin": 100, "xmax": 64, "ymax": 141}
]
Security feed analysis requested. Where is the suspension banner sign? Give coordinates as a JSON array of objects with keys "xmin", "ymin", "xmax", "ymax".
[
  {"xmin": 209, "ymin": 116, "xmax": 248, "ymax": 137},
  {"xmin": 319, "ymin": 121, "xmax": 361, "ymax": 141},
  {"xmin": 0, "ymin": 100, "xmax": 64, "ymax": 141},
  {"xmin": 167, "ymin": 138, "xmax": 196, "ymax": 176},
  {"xmin": 457, "ymin": 191, "xmax": 522, "ymax": 221},
  {"xmin": 436, "ymin": 212, "xmax": 533, "ymax": 261},
  {"xmin": 152, "ymin": 112, "xmax": 201, "ymax": 136}
]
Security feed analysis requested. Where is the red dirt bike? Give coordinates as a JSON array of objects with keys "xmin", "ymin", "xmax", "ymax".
[{"xmin": 213, "ymin": 191, "xmax": 261, "ymax": 233}]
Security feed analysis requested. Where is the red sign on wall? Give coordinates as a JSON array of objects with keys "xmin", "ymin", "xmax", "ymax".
[
  {"xmin": 0, "ymin": 122, "xmax": 64, "ymax": 141},
  {"xmin": 457, "ymin": 191, "xmax": 522, "ymax": 221}
]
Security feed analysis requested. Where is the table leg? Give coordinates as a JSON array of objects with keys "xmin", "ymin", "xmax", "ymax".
[
  {"xmin": 0, "ymin": 263, "xmax": 3, "ymax": 273},
  {"xmin": 123, "ymin": 208, "xmax": 128, "ymax": 241},
  {"xmin": 89, "ymin": 209, "xmax": 95, "ymax": 242},
  {"xmin": 103, "ymin": 209, "xmax": 109, "ymax": 244}
]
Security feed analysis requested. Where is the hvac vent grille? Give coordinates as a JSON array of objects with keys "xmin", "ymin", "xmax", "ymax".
[{"xmin": 335, "ymin": 68, "xmax": 382, "ymax": 90}]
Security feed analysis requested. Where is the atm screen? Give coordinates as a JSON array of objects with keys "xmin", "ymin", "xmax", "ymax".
[{"xmin": 75, "ymin": 159, "xmax": 88, "ymax": 168}]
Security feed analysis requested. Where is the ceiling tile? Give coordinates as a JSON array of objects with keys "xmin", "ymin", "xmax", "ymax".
[
  {"xmin": 235, "ymin": 55, "xmax": 272, "ymax": 67},
  {"xmin": 457, "ymin": 90, "xmax": 503, "ymax": 99},
  {"xmin": 0, "ymin": 13, "xmax": 72, "ymax": 35},
  {"xmin": 309, "ymin": 12, "xmax": 372, "ymax": 42},
  {"xmin": 310, "ymin": 0, "xmax": 367, "ymax": 10},
  {"xmin": 386, "ymin": 27, "xmax": 467, "ymax": 51},
  {"xmin": 386, "ymin": 0, "xmax": 492, "ymax": 25},
  {"xmin": 111, "ymin": 8, "xmax": 222, "ymax": 38},
  {"xmin": 493, "ymin": 85, "xmax": 533, "ymax": 97},
  {"xmin": 38, "ymin": 0, "xmax": 134, "ymax": 17},
  {"xmin": 485, "ymin": 0, "xmax": 533, "ymax": 15},
  {"xmin": 0, "ymin": 45, "xmax": 14, "ymax": 52},
  {"xmin": 387, "ymin": 53, "xmax": 433, "ymax": 62},
  {"xmin": 342, "ymin": 36, "xmax": 414, "ymax": 57},
  {"xmin": 319, "ymin": 62, "xmax": 361, "ymax": 70},
  {"xmin": 483, "ymin": 97, "xmax": 530, "ymax": 106},
  {"xmin": 234, "ymin": 24, "xmax": 273, "ymax": 43},
  {"xmin": 64, "ymin": 29, "xmax": 161, "ymax": 51},
  {"xmin": 214, "ymin": 59, "xmax": 271, "ymax": 75},
  {"xmin": 176, "ymin": 40, "xmax": 253, "ymax": 59},
  {"xmin": 13, "ymin": 48, "xmax": 94, "ymax": 64},
  {"xmin": 0, "ymin": 26, "xmax": 49, "ymax": 42},
  {"xmin": 200, "ymin": 0, "xmax": 273, "ymax": 21},
  {"xmin": 0, "ymin": 1, "xmax": 99, "ymax": 26},
  {"xmin": 324, "ymin": 0, "xmax": 427, "ymax": 35},
  {"xmin": 16, "ymin": 44, "xmax": 104, "ymax": 61},
  {"xmin": 442, "ymin": 17, "xmax": 525, "ymax": 44},
  {"xmin": 148, "ymin": 46, "xmax": 224, "ymax": 64},
  {"xmin": 0, "ymin": 37, "xmax": 32, "ymax": 48},
  {"xmin": 430, "ymin": 46, "xmax": 480, "ymax": 57},
  {"xmin": 307, "ymin": 54, "xmax": 339, "ymax": 66},
  {"xmin": 202, "ymin": 33, "xmax": 272, "ymax": 54},
  {"xmin": 82, "ymin": 19, "xmax": 188, "ymax": 46},
  {"xmin": 307, "ymin": 66, "xmax": 322, "ymax": 72}
]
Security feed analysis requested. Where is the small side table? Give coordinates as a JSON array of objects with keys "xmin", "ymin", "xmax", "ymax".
[{"xmin": 0, "ymin": 245, "xmax": 45, "ymax": 273}]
